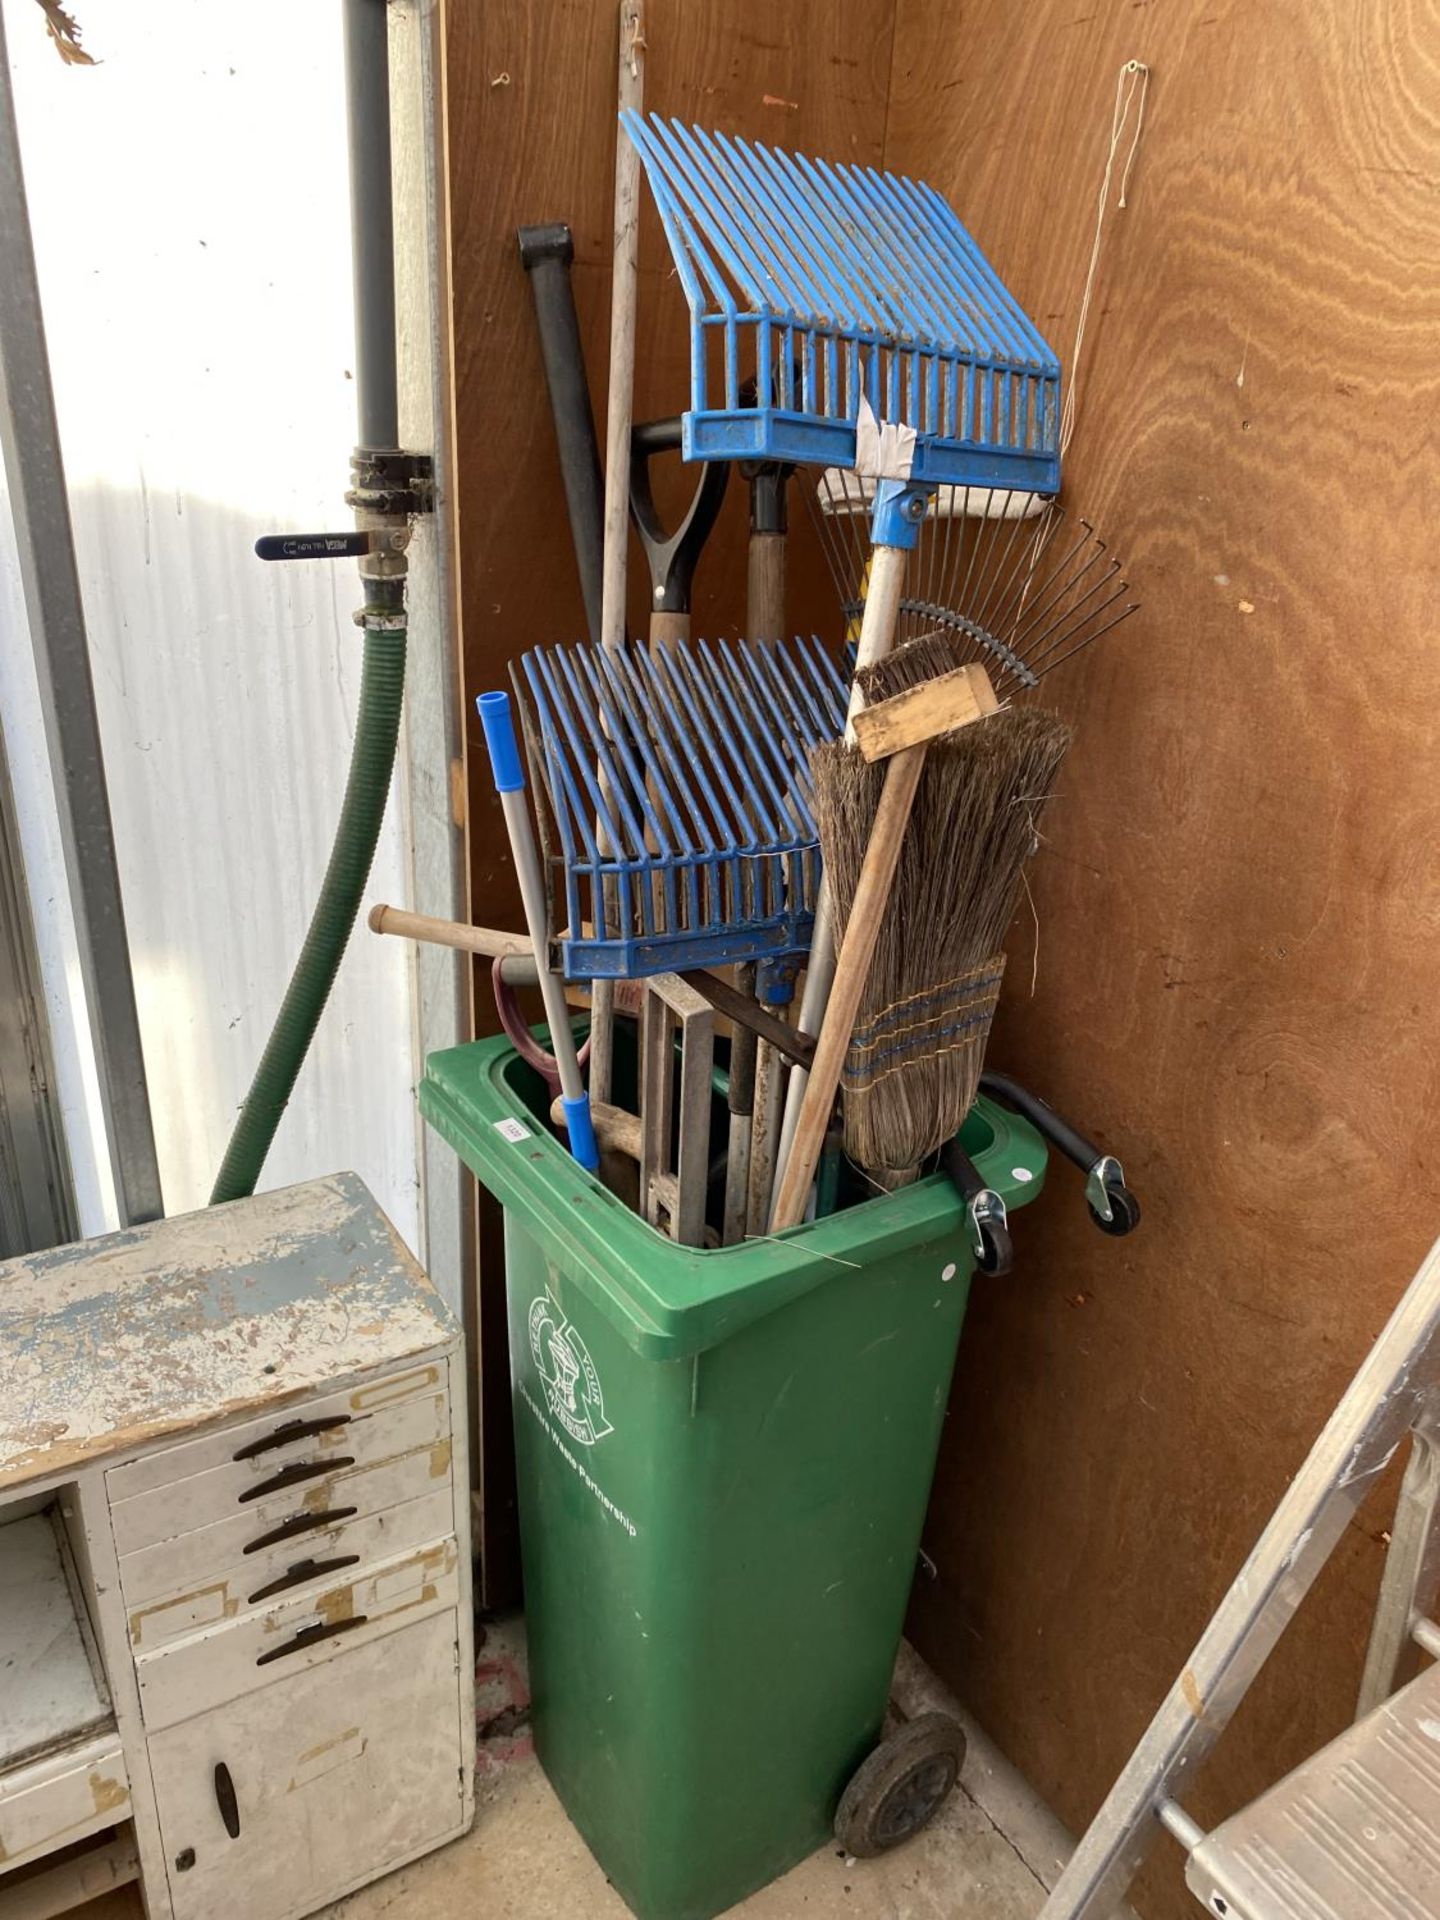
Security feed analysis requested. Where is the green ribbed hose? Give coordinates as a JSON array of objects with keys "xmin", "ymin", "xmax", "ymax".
[{"xmin": 210, "ymin": 614, "xmax": 406, "ymax": 1204}]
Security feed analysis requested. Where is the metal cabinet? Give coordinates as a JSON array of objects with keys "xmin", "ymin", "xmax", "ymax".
[{"xmin": 0, "ymin": 1172, "xmax": 473, "ymax": 1920}]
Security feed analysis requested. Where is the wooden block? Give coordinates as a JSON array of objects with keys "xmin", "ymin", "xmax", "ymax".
[{"xmin": 851, "ymin": 663, "xmax": 999, "ymax": 763}]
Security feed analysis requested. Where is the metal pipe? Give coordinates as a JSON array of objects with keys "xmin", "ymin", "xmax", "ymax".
[
  {"xmin": 0, "ymin": 4, "xmax": 163, "ymax": 1228},
  {"xmin": 343, "ymin": 0, "xmax": 399, "ymax": 451}
]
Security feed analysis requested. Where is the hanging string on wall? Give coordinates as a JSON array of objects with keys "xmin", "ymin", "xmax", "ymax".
[{"xmin": 1061, "ymin": 57, "xmax": 1151, "ymax": 458}]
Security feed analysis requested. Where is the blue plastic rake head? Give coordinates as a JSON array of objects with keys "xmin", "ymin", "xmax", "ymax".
[
  {"xmin": 514, "ymin": 636, "xmax": 848, "ymax": 981},
  {"xmin": 622, "ymin": 112, "xmax": 1062, "ymax": 494}
]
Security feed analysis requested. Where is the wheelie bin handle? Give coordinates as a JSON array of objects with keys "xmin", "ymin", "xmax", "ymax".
[
  {"xmin": 938, "ymin": 1136, "xmax": 1012, "ymax": 1275},
  {"xmin": 978, "ymin": 1071, "xmax": 1140, "ymax": 1237}
]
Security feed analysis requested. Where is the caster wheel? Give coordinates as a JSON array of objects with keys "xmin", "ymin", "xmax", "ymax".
[
  {"xmin": 834, "ymin": 1713, "xmax": 967, "ymax": 1858},
  {"xmin": 1089, "ymin": 1181, "xmax": 1141, "ymax": 1237},
  {"xmin": 977, "ymin": 1218, "xmax": 1013, "ymax": 1276}
]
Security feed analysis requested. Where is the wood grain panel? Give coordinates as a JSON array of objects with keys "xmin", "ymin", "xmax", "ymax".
[
  {"xmin": 885, "ymin": 3, "xmax": 1440, "ymax": 1913},
  {"xmin": 445, "ymin": 0, "xmax": 897, "ymax": 1600}
]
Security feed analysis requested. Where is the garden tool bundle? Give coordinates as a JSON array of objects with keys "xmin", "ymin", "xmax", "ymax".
[
  {"xmin": 469, "ymin": 113, "xmax": 1147, "ymax": 1247},
  {"xmin": 622, "ymin": 110, "xmax": 1070, "ymax": 1223}
]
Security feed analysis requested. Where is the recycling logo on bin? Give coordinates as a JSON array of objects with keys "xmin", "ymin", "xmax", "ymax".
[{"xmin": 529, "ymin": 1293, "xmax": 613, "ymax": 1446}]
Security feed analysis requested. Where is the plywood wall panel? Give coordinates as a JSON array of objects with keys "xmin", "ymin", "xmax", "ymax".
[{"xmin": 884, "ymin": 3, "xmax": 1440, "ymax": 1913}]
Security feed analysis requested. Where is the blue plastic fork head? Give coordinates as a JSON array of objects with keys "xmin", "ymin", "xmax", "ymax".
[
  {"xmin": 620, "ymin": 111, "xmax": 1063, "ymax": 494},
  {"xmin": 478, "ymin": 691, "xmax": 525, "ymax": 794}
]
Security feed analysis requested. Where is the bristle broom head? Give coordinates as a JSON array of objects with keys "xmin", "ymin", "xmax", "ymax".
[{"xmin": 812, "ymin": 695, "xmax": 1072, "ymax": 1173}]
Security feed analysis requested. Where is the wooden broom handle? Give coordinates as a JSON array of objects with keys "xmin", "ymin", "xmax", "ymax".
[
  {"xmin": 768, "ymin": 743, "xmax": 927, "ymax": 1232},
  {"xmin": 367, "ymin": 904, "xmax": 531, "ymax": 959}
]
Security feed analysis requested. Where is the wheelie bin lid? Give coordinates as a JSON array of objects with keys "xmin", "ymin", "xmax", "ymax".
[{"xmin": 420, "ymin": 1033, "xmax": 1047, "ymax": 1363}]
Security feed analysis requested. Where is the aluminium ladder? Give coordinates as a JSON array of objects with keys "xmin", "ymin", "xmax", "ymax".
[{"xmin": 1043, "ymin": 1233, "xmax": 1440, "ymax": 1919}]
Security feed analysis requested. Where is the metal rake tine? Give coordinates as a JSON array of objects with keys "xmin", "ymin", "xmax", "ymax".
[
  {"xmin": 1023, "ymin": 574, "xmax": 1133, "ymax": 677},
  {"xmin": 1005, "ymin": 539, "xmax": 1117, "ymax": 658},
  {"xmin": 1030, "ymin": 600, "xmax": 1140, "ymax": 683},
  {"xmin": 970, "ymin": 491, "xmax": 1044, "ymax": 632},
  {"xmin": 992, "ymin": 517, "xmax": 1099, "ymax": 650},
  {"xmin": 987, "ymin": 497, "xmax": 1066, "ymax": 636},
  {"xmin": 952, "ymin": 486, "xmax": 996, "ymax": 616}
]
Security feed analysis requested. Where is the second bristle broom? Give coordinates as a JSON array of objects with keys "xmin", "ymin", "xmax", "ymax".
[{"xmin": 768, "ymin": 635, "xmax": 1072, "ymax": 1232}]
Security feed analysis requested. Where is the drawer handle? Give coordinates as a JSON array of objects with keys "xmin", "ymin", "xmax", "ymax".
[
  {"xmin": 255, "ymin": 1613, "xmax": 369, "ymax": 1667},
  {"xmin": 214, "ymin": 1762, "xmax": 241, "ymax": 1839},
  {"xmin": 237, "ymin": 1457, "xmax": 355, "ymax": 1503},
  {"xmin": 247, "ymin": 1554, "xmax": 361, "ymax": 1604},
  {"xmin": 232, "ymin": 1414, "xmax": 352, "ymax": 1462},
  {"xmin": 243, "ymin": 1507, "xmax": 358, "ymax": 1554}
]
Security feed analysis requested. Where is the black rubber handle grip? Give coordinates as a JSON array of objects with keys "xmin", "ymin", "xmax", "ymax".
[
  {"xmin": 254, "ymin": 532, "xmax": 372, "ymax": 561},
  {"xmin": 236, "ymin": 1457, "xmax": 356, "ymax": 1504},
  {"xmin": 518, "ymin": 221, "xmax": 604, "ymax": 644},
  {"xmin": 247, "ymin": 1554, "xmax": 361, "ymax": 1605},
  {"xmin": 214, "ymin": 1763, "xmax": 241, "ymax": 1839},
  {"xmin": 233, "ymin": 1414, "xmax": 351, "ymax": 1461},
  {"xmin": 255, "ymin": 1613, "xmax": 370, "ymax": 1667},
  {"xmin": 979, "ymin": 1071, "xmax": 1104, "ymax": 1173},
  {"xmin": 242, "ymin": 1507, "xmax": 358, "ymax": 1555}
]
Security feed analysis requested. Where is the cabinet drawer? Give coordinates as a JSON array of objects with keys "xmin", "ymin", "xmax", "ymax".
[
  {"xmin": 122, "ymin": 1486, "xmax": 456, "ymax": 1653},
  {"xmin": 108, "ymin": 1385, "xmax": 450, "ymax": 1558},
  {"xmin": 105, "ymin": 1360, "xmax": 445, "ymax": 1504},
  {"xmin": 0, "ymin": 1730, "xmax": 129, "ymax": 1875},
  {"xmin": 135, "ymin": 1535, "xmax": 461, "ymax": 1732},
  {"xmin": 147, "ymin": 1607, "xmax": 465, "ymax": 1920},
  {"xmin": 116, "ymin": 1440, "xmax": 456, "ymax": 1612}
]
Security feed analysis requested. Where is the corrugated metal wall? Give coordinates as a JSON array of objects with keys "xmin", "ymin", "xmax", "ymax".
[{"xmin": 0, "ymin": 0, "xmax": 420, "ymax": 1247}]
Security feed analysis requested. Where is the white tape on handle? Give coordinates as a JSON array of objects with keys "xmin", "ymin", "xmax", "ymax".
[{"xmin": 853, "ymin": 394, "xmax": 917, "ymax": 483}]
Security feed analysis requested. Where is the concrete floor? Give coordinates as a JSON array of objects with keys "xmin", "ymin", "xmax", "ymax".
[{"xmin": 76, "ymin": 1626, "xmax": 1086, "ymax": 1920}]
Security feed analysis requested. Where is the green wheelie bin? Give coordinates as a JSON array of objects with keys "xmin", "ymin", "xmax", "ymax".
[{"xmin": 421, "ymin": 1029, "xmax": 1046, "ymax": 1920}]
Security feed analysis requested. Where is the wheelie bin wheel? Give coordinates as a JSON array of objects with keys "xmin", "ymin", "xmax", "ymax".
[
  {"xmin": 1089, "ymin": 1179, "xmax": 1141, "ymax": 1237},
  {"xmin": 976, "ymin": 1215, "xmax": 1013, "ymax": 1276},
  {"xmin": 834, "ymin": 1713, "xmax": 967, "ymax": 1858}
]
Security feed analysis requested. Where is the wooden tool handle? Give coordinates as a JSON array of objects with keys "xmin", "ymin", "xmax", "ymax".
[
  {"xmin": 747, "ymin": 529, "xmax": 786, "ymax": 641},
  {"xmin": 851, "ymin": 662, "xmax": 998, "ymax": 763},
  {"xmin": 648, "ymin": 608, "xmax": 690, "ymax": 648},
  {"xmin": 368, "ymin": 904, "xmax": 531, "ymax": 959},
  {"xmin": 768, "ymin": 744, "xmax": 927, "ymax": 1232}
]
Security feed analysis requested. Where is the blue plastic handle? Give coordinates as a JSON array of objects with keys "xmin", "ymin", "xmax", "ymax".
[
  {"xmin": 559, "ymin": 1094, "xmax": 600, "ymax": 1173},
  {"xmin": 477, "ymin": 691, "xmax": 525, "ymax": 794}
]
